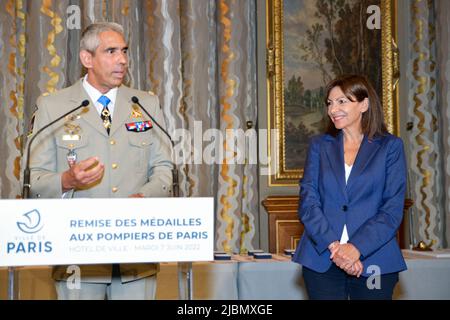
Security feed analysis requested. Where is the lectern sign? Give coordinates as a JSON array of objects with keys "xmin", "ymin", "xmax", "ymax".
[{"xmin": 0, "ymin": 197, "xmax": 214, "ymax": 267}]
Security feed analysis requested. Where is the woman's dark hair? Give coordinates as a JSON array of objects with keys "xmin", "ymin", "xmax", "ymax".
[{"xmin": 324, "ymin": 74, "xmax": 387, "ymax": 139}]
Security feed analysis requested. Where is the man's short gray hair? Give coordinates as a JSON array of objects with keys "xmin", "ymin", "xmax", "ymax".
[{"xmin": 80, "ymin": 22, "xmax": 125, "ymax": 53}]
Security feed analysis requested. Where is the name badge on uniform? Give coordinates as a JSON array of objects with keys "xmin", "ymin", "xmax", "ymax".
[
  {"xmin": 125, "ymin": 120, "xmax": 153, "ymax": 132},
  {"xmin": 62, "ymin": 135, "xmax": 81, "ymax": 141}
]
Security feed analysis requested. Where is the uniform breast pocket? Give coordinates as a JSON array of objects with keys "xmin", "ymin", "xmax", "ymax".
[
  {"xmin": 55, "ymin": 136, "xmax": 89, "ymax": 167},
  {"xmin": 128, "ymin": 134, "xmax": 153, "ymax": 173}
]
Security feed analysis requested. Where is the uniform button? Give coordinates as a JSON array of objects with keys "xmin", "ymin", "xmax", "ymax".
[
  {"xmin": 112, "ymin": 187, "xmax": 118, "ymax": 193},
  {"xmin": 112, "ymin": 163, "xmax": 118, "ymax": 169},
  {"xmin": 110, "ymin": 140, "xmax": 116, "ymax": 145},
  {"xmin": 342, "ymin": 205, "xmax": 348, "ymax": 212}
]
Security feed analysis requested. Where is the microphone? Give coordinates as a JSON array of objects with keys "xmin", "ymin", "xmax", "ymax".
[
  {"xmin": 22, "ymin": 100, "xmax": 90, "ymax": 199},
  {"xmin": 131, "ymin": 96, "xmax": 179, "ymax": 197}
]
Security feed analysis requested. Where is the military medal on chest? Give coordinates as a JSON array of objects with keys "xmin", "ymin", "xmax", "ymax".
[
  {"xmin": 63, "ymin": 117, "xmax": 82, "ymax": 167},
  {"xmin": 66, "ymin": 146, "xmax": 77, "ymax": 167}
]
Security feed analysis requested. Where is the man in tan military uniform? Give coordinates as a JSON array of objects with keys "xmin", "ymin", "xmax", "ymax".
[{"xmin": 27, "ymin": 22, "xmax": 172, "ymax": 300}]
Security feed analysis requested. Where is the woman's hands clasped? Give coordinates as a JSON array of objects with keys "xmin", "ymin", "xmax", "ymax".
[{"xmin": 328, "ymin": 241, "xmax": 363, "ymax": 277}]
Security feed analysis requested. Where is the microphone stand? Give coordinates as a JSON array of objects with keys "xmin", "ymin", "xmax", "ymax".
[
  {"xmin": 22, "ymin": 100, "xmax": 90, "ymax": 199},
  {"xmin": 131, "ymin": 97, "xmax": 192, "ymax": 299},
  {"xmin": 12, "ymin": 100, "xmax": 90, "ymax": 300},
  {"xmin": 7, "ymin": 267, "xmax": 17, "ymax": 300},
  {"xmin": 131, "ymin": 96, "xmax": 179, "ymax": 198}
]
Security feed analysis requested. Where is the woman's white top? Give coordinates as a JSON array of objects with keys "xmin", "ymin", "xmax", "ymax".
[{"xmin": 340, "ymin": 163, "xmax": 352, "ymax": 244}]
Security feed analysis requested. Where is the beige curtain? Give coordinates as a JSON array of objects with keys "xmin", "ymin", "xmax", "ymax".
[
  {"xmin": 435, "ymin": 0, "xmax": 450, "ymax": 247},
  {"xmin": 406, "ymin": 0, "xmax": 446, "ymax": 248},
  {"xmin": 0, "ymin": 0, "xmax": 259, "ymax": 253}
]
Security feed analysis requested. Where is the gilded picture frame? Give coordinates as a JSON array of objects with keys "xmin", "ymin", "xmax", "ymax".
[{"xmin": 266, "ymin": 0, "xmax": 399, "ymax": 186}]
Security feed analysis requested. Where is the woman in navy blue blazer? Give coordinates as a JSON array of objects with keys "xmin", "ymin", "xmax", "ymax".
[{"xmin": 293, "ymin": 74, "xmax": 407, "ymax": 300}]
